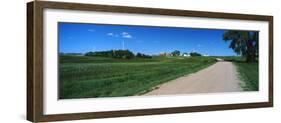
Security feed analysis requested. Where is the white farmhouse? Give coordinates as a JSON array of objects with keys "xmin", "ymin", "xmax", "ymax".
[
  {"xmin": 182, "ymin": 53, "xmax": 190, "ymax": 57},
  {"xmin": 203, "ymin": 54, "xmax": 210, "ymax": 57}
]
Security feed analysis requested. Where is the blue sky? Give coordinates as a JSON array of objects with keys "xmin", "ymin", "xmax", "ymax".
[{"xmin": 59, "ymin": 22, "xmax": 237, "ymax": 56}]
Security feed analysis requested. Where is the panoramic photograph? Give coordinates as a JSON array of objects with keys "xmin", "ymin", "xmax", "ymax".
[{"xmin": 58, "ymin": 22, "xmax": 259, "ymax": 99}]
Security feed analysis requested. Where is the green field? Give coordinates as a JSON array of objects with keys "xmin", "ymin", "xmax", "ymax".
[
  {"xmin": 59, "ymin": 56, "xmax": 216, "ymax": 99},
  {"xmin": 234, "ymin": 62, "xmax": 259, "ymax": 91},
  {"xmin": 222, "ymin": 56, "xmax": 259, "ymax": 91}
]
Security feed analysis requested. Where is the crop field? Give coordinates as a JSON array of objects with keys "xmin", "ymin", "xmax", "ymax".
[{"xmin": 59, "ymin": 56, "xmax": 216, "ymax": 99}]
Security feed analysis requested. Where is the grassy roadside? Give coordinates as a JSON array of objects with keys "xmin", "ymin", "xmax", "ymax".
[
  {"xmin": 234, "ymin": 62, "xmax": 259, "ymax": 91},
  {"xmin": 222, "ymin": 56, "xmax": 259, "ymax": 91},
  {"xmin": 59, "ymin": 56, "xmax": 216, "ymax": 99}
]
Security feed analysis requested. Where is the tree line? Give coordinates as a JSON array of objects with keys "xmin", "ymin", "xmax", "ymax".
[
  {"xmin": 84, "ymin": 49, "xmax": 203, "ymax": 59},
  {"xmin": 85, "ymin": 50, "xmax": 151, "ymax": 59}
]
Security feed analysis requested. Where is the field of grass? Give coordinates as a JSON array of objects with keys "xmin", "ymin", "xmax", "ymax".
[
  {"xmin": 222, "ymin": 56, "xmax": 259, "ymax": 91},
  {"xmin": 234, "ymin": 62, "xmax": 259, "ymax": 91},
  {"xmin": 59, "ymin": 56, "xmax": 216, "ymax": 99}
]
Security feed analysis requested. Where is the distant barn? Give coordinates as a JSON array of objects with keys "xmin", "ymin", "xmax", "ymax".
[
  {"xmin": 159, "ymin": 52, "xmax": 173, "ymax": 57},
  {"xmin": 182, "ymin": 53, "xmax": 190, "ymax": 57}
]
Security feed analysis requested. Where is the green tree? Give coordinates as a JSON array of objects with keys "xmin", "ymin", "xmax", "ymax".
[
  {"xmin": 223, "ymin": 31, "xmax": 258, "ymax": 62},
  {"xmin": 136, "ymin": 52, "xmax": 152, "ymax": 59},
  {"xmin": 171, "ymin": 50, "xmax": 180, "ymax": 56},
  {"xmin": 113, "ymin": 50, "xmax": 135, "ymax": 59},
  {"xmin": 190, "ymin": 52, "xmax": 201, "ymax": 57}
]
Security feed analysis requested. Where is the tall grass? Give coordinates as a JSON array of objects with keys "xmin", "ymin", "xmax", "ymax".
[{"xmin": 234, "ymin": 62, "xmax": 259, "ymax": 91}]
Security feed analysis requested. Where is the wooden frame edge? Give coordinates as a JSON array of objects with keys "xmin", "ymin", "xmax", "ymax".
[
  {"xmin": 38, "ymin": 102, "xmax": 271, "ymax": 122},
  {"xmin": 268, "ymin": 16, "xmax": 274, "ymax": 107},
  {"xmin": 27, "ymin": 1, "xmax": 45, "ymax": 122},
  {"xmin": 27, "ymin": 1, "xmax": 35, "ymax": 122},
  {"xmin": 27, "ymin": 1, "xmax": 274, "ymax": 122},
  {"xmin": 37, "ymin": 1, "xmax": 273, "ymax": 21}
]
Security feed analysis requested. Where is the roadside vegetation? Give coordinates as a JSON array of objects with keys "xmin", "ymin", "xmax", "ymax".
[
  {"xmin": 221, "ymin": 56, "xmax": 259, "ymax": 91},
  {"xmin": 234, "ymin": 62, "xmax": 258, "ymax": 91}
]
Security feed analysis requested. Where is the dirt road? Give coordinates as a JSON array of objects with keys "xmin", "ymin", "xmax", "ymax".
[{"xmin": 145, "ymin": 61, "xmax": 242, "ymax": 95}]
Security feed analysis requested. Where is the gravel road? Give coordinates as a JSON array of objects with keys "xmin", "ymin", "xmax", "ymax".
[{"xmin": 145, "ymin": 61, "xmax": 242, "ymax": 95}]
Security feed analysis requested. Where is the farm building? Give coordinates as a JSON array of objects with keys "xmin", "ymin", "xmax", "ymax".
[
  {"xmin": 182, "ymin": 53, "xmax": 190, "ymax": 57},
  {"xmin": 159, "ymin": 52, "xmax": 173, "ymax": 57}
]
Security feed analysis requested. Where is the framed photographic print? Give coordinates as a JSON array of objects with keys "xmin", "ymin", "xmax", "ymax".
[{"xmin": 27, "ymin": 0, "xmax": 273, "ymax": 122}]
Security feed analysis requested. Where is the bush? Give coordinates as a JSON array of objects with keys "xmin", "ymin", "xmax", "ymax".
[
  {"xmin": 136, "ymin": 53, "xmax": 152, "ymax": 59},
  {"xmin": 190, "ymin": 52, "xmax": 202, "ymax": 57}
]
